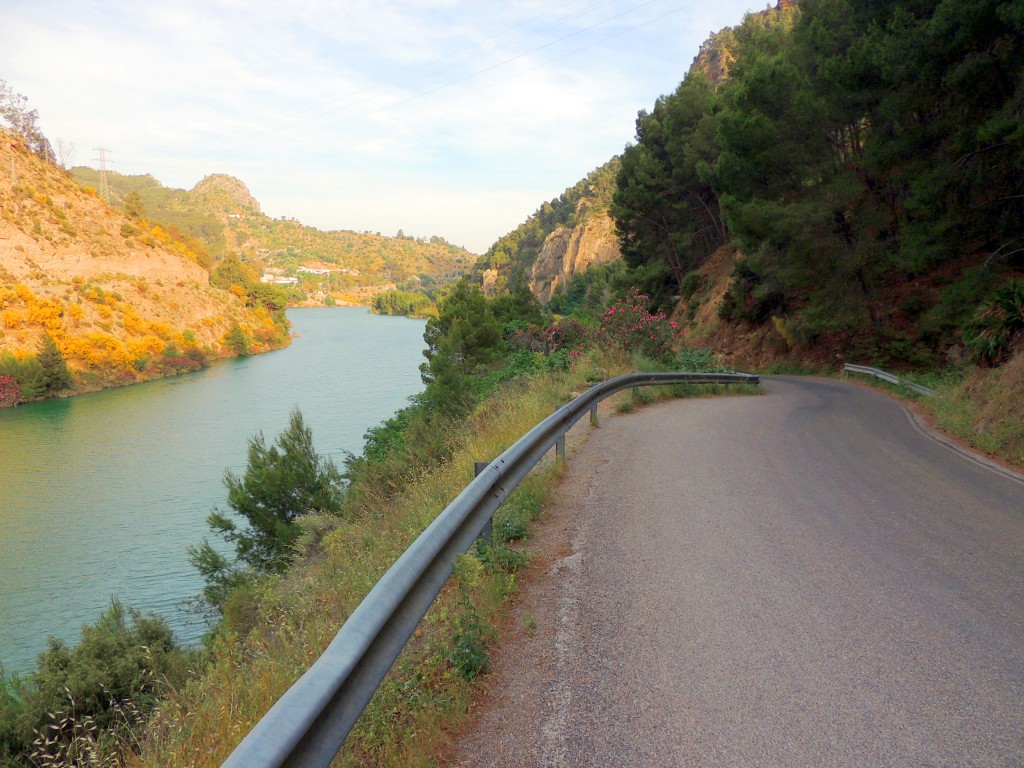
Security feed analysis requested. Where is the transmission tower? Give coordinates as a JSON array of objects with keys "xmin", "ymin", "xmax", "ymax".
[{"xmin": 92, "ymin": 147, "xmax": 112, "ymax": 202}]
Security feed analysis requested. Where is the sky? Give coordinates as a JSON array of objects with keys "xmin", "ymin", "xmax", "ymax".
[{"xmin": 2, "ymin": 0, "xmax": 766, "ymax": 254}]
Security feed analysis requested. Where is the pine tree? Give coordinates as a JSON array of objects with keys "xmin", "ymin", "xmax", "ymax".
[
  {"xmin": 37, "ymin": 333, "xmax": 73, "ymax": 392},
  {"xmin": 188, "ymin": 409, "xmax": 344, "ymax": 607}
]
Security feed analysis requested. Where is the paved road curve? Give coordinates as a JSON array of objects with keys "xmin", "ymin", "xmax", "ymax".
[{"xmin": 450, "ymin": 376, "xmax": 1024, "ymax": 767}]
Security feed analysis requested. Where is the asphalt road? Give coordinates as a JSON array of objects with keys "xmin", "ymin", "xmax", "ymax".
[{"xmin": 450, "ymin": 376, "xmax": 1024, "ymax": 767}]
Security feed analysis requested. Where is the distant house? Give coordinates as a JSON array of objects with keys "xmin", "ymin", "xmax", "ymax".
[{"xmin": 260, "ymin": 273, "xmax": 299, "ymax": 285}]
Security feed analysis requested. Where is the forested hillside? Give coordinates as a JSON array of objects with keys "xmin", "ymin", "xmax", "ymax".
[
  {"xmin": 613, "ymin": 0, "xmax": 1023, "ymax": 369},
  {"xmin": 71, "ymin": 168, "xmax": 475, "ymax": 296}
]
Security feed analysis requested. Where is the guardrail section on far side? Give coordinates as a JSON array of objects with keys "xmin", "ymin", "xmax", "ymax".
[{"xmin": 843, "ymin": 364, "xmax": 937, "ymax": 397}]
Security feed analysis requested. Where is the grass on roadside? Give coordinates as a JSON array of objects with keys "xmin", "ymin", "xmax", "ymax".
[
  {"xmin": 921, "ymin": 353, "xmax": 1024, "ymax": 467},
  {"xmin": 132, "ymin": 352, "xmax": 633, "ymax": 768}
]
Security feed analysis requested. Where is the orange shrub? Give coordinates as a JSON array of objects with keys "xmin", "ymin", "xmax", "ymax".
[
  {"xmin": 150, "ymin": 322, "xmax": 172, "ymax": 340},
  {"xmin": 1, "ymin": 308, "xmax": 27, "ymax": 329},
  {"xmin": 121, "ymin": 308, "xmax": 150, "ymax": 336}
]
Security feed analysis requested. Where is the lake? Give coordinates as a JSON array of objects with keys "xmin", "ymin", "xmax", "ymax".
[{"xmin": 0, "ymin": 307, "xmax": 427, "ymax": 675}]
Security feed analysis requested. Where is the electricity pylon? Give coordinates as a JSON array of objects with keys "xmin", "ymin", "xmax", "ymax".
[{"xmin": 92, "ymin": 147, "xmax": 112, "ymax": 202}]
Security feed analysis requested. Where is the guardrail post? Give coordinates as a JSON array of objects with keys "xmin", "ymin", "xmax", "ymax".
[
  {"xmin": 590, "ymin": 405, "xmax": 599, "ymax": 427},
  {"xmin": 554, "ymin": 405, "xmax": 566, "ymax": 461},
  {"xmin": 474, "ymin": 461, "xmax": 491, "ymax": 544}
]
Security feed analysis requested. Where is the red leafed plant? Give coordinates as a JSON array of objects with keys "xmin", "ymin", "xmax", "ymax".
[{"xmin": 0, "ymin": 374, "xmax": 21, "ymax": 407}]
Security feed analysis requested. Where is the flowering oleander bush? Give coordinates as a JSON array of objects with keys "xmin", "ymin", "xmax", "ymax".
[{"xmin": 595, "ymin": 288, "xmax": 680, "ymax": 363}]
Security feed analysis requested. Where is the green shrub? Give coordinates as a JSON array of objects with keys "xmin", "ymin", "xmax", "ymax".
[
  {"xmin": 675, "ymin": 346, "xmax": 722, "ymax": 372},
  {"xmin": 0, "ymin": 602, "xmax": 191, "ymax": 767},
  {"xmin": 679, "ymin": 270, "xmax": 705, "ymax": 300},
  {"xmin": 964, "ymin": 279, "xmax": 1024, "ymax": 366},
  {"xmin": 223, "ymin": 324, "xmax": 250, "ymax": 355},
  {"xmin": 493, "ymin": 510, "xmax": 528, "ymax": 542}
]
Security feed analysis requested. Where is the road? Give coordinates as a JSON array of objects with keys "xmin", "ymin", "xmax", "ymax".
[{"xmin": 448, "ymin": 376, "xmax": 1024, "ymax": 767}]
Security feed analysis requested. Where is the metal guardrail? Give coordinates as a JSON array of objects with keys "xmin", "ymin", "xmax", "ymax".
[
  {"xmin": 843, "ymin": 364, "xmax": 937, "ymax": 397},
  {"xmin": 220, "ymin": 370, "xmax": 759, "ymax": 768}
]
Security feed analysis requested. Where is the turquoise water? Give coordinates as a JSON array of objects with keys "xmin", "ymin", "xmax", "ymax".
[{"xmin": 0, "ymin": 307, "xmax": 426, "ymax": 674}]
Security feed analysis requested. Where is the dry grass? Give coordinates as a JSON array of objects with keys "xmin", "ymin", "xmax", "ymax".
[
  {"xmin": 925, "ymin": 352, "xmax": 1024, "ymax": 467},
  {"xmin": 129, "ymin": 352, "xmax": 635, "ymax": 768}
]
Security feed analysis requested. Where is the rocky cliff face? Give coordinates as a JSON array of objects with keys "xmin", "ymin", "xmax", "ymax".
[{"xmin": 529, "ymin": 201, "xmax": 621, "ymax": 303}]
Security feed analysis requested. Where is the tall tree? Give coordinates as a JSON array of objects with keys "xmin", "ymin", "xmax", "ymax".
[
  {"xmin": 0, "ymin": 79, "xmax": 53, "ymax": 160},
  {"xmin": 613, "ymin": 73, "xmax": 729, "ymax": 287},
  {"xmin": 420, "ymin": 281, "xmax": 504, "ymax": 414}
]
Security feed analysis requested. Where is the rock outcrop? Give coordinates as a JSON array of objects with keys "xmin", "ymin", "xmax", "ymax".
[
  {"xmin": 689, "ymin": 0, "xmax": 797, "ymax": 85},
  {"xmin": 529, "ymin": 201, "xmax": 620, "ymax": 303},
  {"xmin": 191, "ymin": 173, "xmax": 262, "ymax": 214}
]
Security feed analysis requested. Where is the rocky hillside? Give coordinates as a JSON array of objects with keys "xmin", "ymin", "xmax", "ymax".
[
  {"xmin": 191, "ymin": 173, "xmax": 262, "ymax": 214},
  {"xmin": 474, "ymin": 158, "xmax": 621, "ymax": 299},
  {"xmin": 614, "ymin": 0, "xmax": 1023, "ymax": 373},
  {"xmin": 689, "ymin": 0, "xmax": 796, "ymax": 84},
  {"xmin": 476, "ymin": 3, "xmax": 799, "ymax": 306},
  {"xmin": 0, "ymin": 131, "xmax": 284, "ymax": 402},
  {"xmin": 71, "ymin": 168, "xmax": 475, "ymax": 294},
  {"xmin": 526, "ymin": 199, "xmax": 620, "ymax": 303}
]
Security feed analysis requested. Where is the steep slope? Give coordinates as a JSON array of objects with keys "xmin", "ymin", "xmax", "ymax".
[
  {"xmin": 0, "ymin": 131, "xmax": 283, "ymax": 401},
  {"xmin": 616, "ymin": 0, "xmax": 1024, "ymax": 371}
]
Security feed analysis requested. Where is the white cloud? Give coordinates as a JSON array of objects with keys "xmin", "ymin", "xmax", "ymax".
[{"xmin": 2, "ymin": 0, "xmax": 763, "ymax": 252}]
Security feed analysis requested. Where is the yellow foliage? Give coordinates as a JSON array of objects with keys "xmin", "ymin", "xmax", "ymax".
[
  {"xmin": 0, "ymin": 287, "xmax": 20, "ymax": 308},
  {"xmin": 13, "ymin": 284, "xmax": 34, "ymax": 302},
  {"xmin": 127, "ymin": 335, "xmax": 165, "ymax": 359},
  {"xmin": 229, "ymin": 284, "xmax": 247, "ymax": 300},
  {"xmin": 97, "ymin": 304, "xmax": 113, "ymax": 319},
  {"xmin": 66, "ymin": 304, "xmax": 84, "ymax": 324},
  {"xmin": 26, "ymin": 299, "xmax": 63, "ymax": 329},
  {"xmin": 121, "ymin": 308, "xmax": 150, "ymax": 336},
  {"xmin": 63, "ymin": 332, "xmax": 134, "ymax": 370},
  {"xmin": 149, "ymin": 225, "xmax": 171, "ymax": 244},
  {"xmin": 1, "ymin": 308, "xmax": 27, "ymax": 329},
  {"xmin": 150, "ymin": 322, "xmax": 172, "ymax": 340}
]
